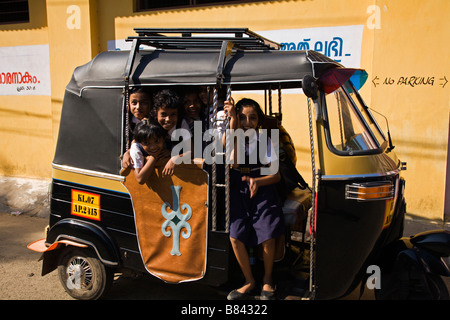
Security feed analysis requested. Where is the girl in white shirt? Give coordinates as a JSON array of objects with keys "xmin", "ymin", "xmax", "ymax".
[
  {"xmin": 130, "ymin": 120, "xmax": 169, "ymax": 184},
  {"xmin": 223, "ymin": 98, "xmax": 284, "ymax": 301}
]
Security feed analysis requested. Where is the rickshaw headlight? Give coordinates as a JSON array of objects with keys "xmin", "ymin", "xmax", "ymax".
[{"xmin": 345, "ymin": 181, "xmax": 394, "ymax": 201}]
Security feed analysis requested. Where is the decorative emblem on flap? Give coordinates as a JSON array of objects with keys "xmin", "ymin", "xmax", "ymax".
[{"xmin": 161, "ymin": 185, "xmax": 192, "ymax": 256}]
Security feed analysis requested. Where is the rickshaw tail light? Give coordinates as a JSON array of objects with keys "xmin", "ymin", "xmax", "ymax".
[{"xmin": 345, "ymin": 181, "xmax": 394, "ymax": 201}]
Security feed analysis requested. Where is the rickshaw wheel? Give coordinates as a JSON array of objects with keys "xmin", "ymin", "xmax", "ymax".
[{"xmin": 57, "ymin": 247, "xmax": 113, "ymax": 300}]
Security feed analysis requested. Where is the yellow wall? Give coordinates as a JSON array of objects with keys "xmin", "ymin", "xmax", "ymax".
[
  {"xmin": 0, "ymin": 0, "xmax": 448, "ymax": 221},
  {"xmin": 369, "ymin": 0, "xmax": 450, "ymax": 220},
  {"xmin": 0, "ymin": 0, "xmax": 52, "ymax": 177},
  {"xmin": 46, "ymin": 0, "xmax": 100, "ymax": 144}
]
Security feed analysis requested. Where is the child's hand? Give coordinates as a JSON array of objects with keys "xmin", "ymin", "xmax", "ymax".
[
  {"xmin": 162, "ymin": 157, "xmax": 176, "ymax": 176},
  {"xmin": 223, "ymin": 97, "xmax": 236, "ymax": 118},
  {"xmin": 122, "ymin": 149, "xmax": 133, "ymax": 168},
  {"xmin": 242, "ymin": 176, "xmax": 258, "ymax": 198}
]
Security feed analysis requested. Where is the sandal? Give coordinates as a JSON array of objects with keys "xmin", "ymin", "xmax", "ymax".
[
  {"xmin": 260, "ymin": 286, "xmax": 277, "ymax": 300},
  {"xmin": 227, "ymin": 284, "xmax": 256, "ymax": 300},
  {"xmin": 227, "ymin": 289, "xmax": 250, "ymax": 300}
]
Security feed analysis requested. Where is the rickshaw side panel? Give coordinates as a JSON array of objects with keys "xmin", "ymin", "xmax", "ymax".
[
  {"xmin": 315, "ymin": 176, "xmax": 398, "ymax": 300},
  {"xmin": 48, "ymin": 178, "xmax": 145, "ymax": 272},
  {"xmin": 53, "ymin": 88, "xmax": 123, "ymax": 175}
]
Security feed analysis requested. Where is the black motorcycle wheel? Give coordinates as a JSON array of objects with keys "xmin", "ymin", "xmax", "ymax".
[
  {"xmin": 376, "ymin": 261, "xmax": 449, "ymax": 300},
  {"xmin": 58, "ymin": 247, "xmax": 113, "ymax": 300}
]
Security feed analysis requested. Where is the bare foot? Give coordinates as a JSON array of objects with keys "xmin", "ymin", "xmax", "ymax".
[
  {"xmin": 262, "ymin": 283, "xmax": 275, "ymax": 292},
  {"xmin": 262, "ymin": 276, "xmax": 275, "ymax": 292},
  {"xmin": 237, "ymin": 281, "xmax": 256, "ymax": 294}
]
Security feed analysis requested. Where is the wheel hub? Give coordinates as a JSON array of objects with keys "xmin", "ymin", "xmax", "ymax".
[{"xmin": 66, "ymin": 257, "xmax": 93, "ymax": 290}]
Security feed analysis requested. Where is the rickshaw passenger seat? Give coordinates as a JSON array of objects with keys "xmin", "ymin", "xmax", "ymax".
[
  {"xmin": 282, "ymin": 187, "xmax": 312, "ymax": 232},
  {"xmin": 261, "ymin": 116, "xmax": 308, "ymax": 230},
  {"xmin": 262, "ymin": 115, "xmax": 279, "ymax": 130}
]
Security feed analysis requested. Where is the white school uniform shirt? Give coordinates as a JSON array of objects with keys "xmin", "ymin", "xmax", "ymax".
[
  {"xmin": 129, "ymin": 142, "xmax": 145, "ymax": 169},
  {"xmin": 166, "ymin": 120, "xmax": 191, "ymax": 136},
  {"xmin": 242, "ymin": 132, "xmax": 278, "ymax": 166}
]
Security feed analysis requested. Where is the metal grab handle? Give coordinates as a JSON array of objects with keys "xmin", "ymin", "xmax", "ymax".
[
  {"xmin": 211, "ymin": 87, "xmax": 219, "ymax": 231},
  {"xmin": 224, "ymin": 85, "xmax": 232, "ymax": 232},
  {"xmin": 210, "ymin": 85, "xmax": 232, "ymax": 232},
  {"xmin": 307, "ymin": 97, "xmax": 318, "ymax": 298}
]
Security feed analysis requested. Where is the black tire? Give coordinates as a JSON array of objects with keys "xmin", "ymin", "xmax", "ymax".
[{"xmin": 58, "ymin": 247, "xmax": 114, "ymax": 300}]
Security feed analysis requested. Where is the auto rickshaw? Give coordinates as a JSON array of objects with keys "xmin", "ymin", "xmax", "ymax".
[{"xmin": 28, "ymin": 28, "xmax": 450, "ymax": 300}]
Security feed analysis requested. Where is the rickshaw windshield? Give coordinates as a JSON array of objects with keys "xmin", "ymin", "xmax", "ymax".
[{"xmin": 324, "ymin": 81, "xmax": 384, "ymax": 155}]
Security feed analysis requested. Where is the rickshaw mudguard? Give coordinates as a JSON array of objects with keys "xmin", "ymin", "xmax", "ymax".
[
  {"xmin": 409, "ymin": 229, "xmax": 450, "ymax": 257},
  {"xmin": 28, "ymin": 238, "xmax": 89, "ymax": 276},
  {"xmin": 376, "ymin": 230, "xmax": 450, "ymax": 278},
  {"xmin": 45, "ymin": 218, "xmax": 121, "ymax": 266},
  {"xmin": 122, "ymin": 162, "xmax": 209, "ymax": 284},
  {"xmin": 397, "ymin": 230, "xmax": 450, "ymax": 276},
  {"xmin": 396, "ymin": 246, "xmax": 450, "ymax": 277}
]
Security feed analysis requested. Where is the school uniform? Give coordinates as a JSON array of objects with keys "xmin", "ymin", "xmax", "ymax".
[
  {"xmin": 128, "ymin": 115, "xmax": 141, "ymax": 141},
  {"xmin": 164, "ymin": 121, "xmax": 190, "ymax": 151},
  {"xmin": 129, "ymin": 142, "xmax": 148, "ymax": 169},
  {"xmin": 229, "ymin": 134, "xmax": 285, "ymax": 246}
]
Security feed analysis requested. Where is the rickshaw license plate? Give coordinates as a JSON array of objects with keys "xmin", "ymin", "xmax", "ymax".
[
  {"xmin": 383, "ymin": 198, "xmax": 395, "ymax": 229},
  {"xmin": 71, "ymin": 189, "xmax": 101, "ymax": 221}
]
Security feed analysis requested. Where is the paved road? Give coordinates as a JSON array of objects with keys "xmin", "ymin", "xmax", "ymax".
[
  {"xmin": 0, "ymin": 213, "xmax": 228, "ymax": 300},
  {"xmin": 0, "ymin": 214, "xmax": 68, "ymax": 300},
  {"xmin": 0, "ymin": 213, "xmax": 448, "ymax": 301}
]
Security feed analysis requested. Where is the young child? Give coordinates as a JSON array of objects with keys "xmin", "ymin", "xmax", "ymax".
[
  {"xmin": 150, "ymin": 89, "xmax": 190, "ymax": 176},
  {"xmin": 223, "ymin": 97, "xmax": 284, "ymax": 301},
  {"xmin": 182, "ymin": 87, "xmax": 206, "ymax": 136},
  {"xmin": 129, "ymin": 120, "xmax": 168, "ymax": 184},
  {"xmin": 182, "ymin": 88, "xmax": 208, "ymax": 156},
  {"xmin": 128, "ymin": 87, "xmax": 152, "ymax": 137},
  {"xmin": 122, "ymin": 87, "xmax": 152, "ymax": 169}
]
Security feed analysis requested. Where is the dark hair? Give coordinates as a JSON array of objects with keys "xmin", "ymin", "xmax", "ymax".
[
  {"xmin": 129, "ymin": 87, "xmax": 147, "ymax": 94},
  {"xmin": 128, "ymin": 87, "xmax": 153, "ymax": 103},
  {"xmin": 235, "ymin": 98, "xmax": 265, "ymax": 128},
  {"xmin": 150, "ymin": 89, "xmax": 183, "ymax": 123},
  {"xmin": 133, "ymin": 120, "xmax": 167, "ymax": 144}
]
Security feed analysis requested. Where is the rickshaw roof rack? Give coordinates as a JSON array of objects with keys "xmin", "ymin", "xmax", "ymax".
[{"xmin": 126, "ymin": 28, "xmax": 283, "ymax": 51}]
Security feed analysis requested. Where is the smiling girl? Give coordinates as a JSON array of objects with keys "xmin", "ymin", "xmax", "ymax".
[
  {"xmin": 130, "ymin": 120, "xmax": 169, "ymax": 184},
  {"xmin": 223, "ymin": 98, "xmax": 284, "ymax": 300}
]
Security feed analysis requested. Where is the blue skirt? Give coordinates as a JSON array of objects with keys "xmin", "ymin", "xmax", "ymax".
[{"xmin": 229, "ymin": 168, "xmax": 285, "ymax": 246}]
